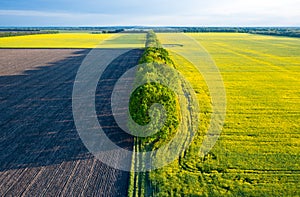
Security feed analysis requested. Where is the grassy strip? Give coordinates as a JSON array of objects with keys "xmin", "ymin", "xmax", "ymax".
[{"xmin": 127, "ymin": 137, "xmax": 136, "ymax": 197}]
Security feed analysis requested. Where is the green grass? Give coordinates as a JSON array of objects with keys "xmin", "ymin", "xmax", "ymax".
[
  {"xmin": 143, "ymin": 33, "xmax": 300, "ymax": 196},
  {"xmin": 99, "ymin": 33, "xmax": 146, "ymax": 48}
]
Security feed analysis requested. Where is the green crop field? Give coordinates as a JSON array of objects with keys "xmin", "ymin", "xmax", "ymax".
[
  {"xmin": 99, "ymin": 33, "xmax": 146, "ymax": 48},
  {"xmin": 136, "ymin": 33, "xmax": 300, "ymax": 196}
]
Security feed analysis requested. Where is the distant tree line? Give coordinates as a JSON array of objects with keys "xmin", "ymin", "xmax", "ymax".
[
  {"xmin": 91, "ymin": 29, "xmax": 124, "ymax": 34},
  {"xmin": 1, "ymin": 27, "xmax": 299, "ymax": 38},
  {"xmin": 0, "ymin": 30, "xmax": 59, "ymax": 37},
  {"xmin": 179, "ymin": 27, "xmax": 300, "ymax": 38},
  {"xmin": 0, "ymin": 28, "xmax": 42, "ymax": 32}
]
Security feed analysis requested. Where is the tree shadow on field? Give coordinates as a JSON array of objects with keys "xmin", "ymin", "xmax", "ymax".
[{"xmin": 0, "ymin": 48, "xmax": 142, "ymax": 172}]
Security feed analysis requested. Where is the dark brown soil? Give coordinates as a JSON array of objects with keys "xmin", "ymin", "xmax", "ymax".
[{"xmin": 0, "ymin": 49, "xmax": 143, "ymax": 196}]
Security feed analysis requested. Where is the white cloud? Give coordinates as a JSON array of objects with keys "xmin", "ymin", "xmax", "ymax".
[
  {"xmin": 0, "ymin": 10, "xmax": 113, "ymax": 18},
  {"xmin": 205, "ymin": 0, "xmax": 300, "ymax": 17},
  {"xmin": 0, "ymin": 0, "xmax": 299, "ymax": 26}
]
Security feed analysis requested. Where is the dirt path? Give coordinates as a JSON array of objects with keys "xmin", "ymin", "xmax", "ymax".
[{"xmin": 0, "ymin": 49, "xmax": 143, "ymax": 196}]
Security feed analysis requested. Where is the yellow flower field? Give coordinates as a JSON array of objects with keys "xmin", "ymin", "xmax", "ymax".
[
  {"xmin": 0, "ymin": 33, "xmax": 114, "ymax": 48},
  {"xmin": 147, "ymin": 33, "xmax": 300, "ymax": 196}
]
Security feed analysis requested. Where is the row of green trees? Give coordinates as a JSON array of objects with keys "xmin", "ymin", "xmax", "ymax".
[
  {"xmin": 128, "ymin": 31, "xmax": 183, "ymax": 197},
  {"xmin": 91, "ymin": 29, "xmax": 124, "ymax": 34},
  {"xmin": 140, "ymin": 31, "xmax": 175, "ymax": 67},
  {"xmin": 129, "ymin": 30, "xmax": 180, "ymax": 151}
]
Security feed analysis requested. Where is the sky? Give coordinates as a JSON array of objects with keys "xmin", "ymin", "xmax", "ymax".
[{"xmin": 0, "ymin": 0, "xmax": 299, "ymax": 26}]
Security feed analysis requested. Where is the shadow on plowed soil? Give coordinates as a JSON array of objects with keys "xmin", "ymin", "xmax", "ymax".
[{"xmin": 0, "ymin": 49, "xmax": 143, "ymax": 171}]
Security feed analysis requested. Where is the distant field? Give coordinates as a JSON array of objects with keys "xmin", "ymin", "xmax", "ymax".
[
  {"xmin": 147, "ymin": 33, "xmax": 300, "ymax": 196},
  {"xmin": 0, "ymin": 33, "xmax": 114, "ymax": 48},
  {"xmin": 99, "ymin": 33, "xmax": 146, "ymax": 48},
  {"xmin": 0, "ymin": 33, "xmax": 147, "ymax": 49}
]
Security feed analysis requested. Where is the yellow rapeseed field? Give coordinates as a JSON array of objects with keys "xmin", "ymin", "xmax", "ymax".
[
  {"xmin": 148, "ymin": 33, "xmax": 300, "ymax": 196},
  {"xmin": 0, "ymin": 33, "xmax": 114, "ymax": 48}
]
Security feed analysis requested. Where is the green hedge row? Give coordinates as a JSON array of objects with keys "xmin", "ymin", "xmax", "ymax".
[{"xmin": 129, "ymin": 30, "xmax": 180, "ymax": 151}]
